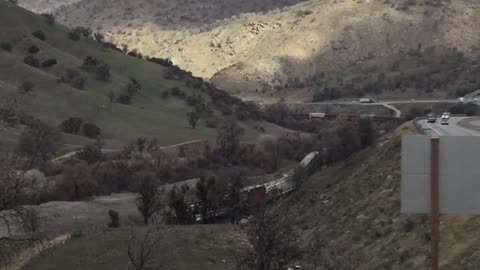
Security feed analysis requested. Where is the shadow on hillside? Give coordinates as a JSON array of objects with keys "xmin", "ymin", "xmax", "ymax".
[{"xmin": 58, "ymin": 0, "xmax": 309, "ymax": 31}]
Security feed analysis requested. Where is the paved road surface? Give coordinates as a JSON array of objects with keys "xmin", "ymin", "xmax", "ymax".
[
  {"xmin": 419, "ymin": 117, "xmax": 480, "ymax": 137},
  {"xmin": 299, "ymin": 99, "xmax": 458, "ymax": 106},
  {"xmin": 289, "ymin": 99, "xmax": 461, "ymax": 117}
]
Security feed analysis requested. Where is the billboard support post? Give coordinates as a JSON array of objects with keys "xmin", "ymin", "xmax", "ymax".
[{"xmin": 430, "ymin": 138, "xmax": 440, "ymax": 270}]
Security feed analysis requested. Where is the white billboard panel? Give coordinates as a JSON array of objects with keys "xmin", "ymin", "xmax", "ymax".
[{"xmin": 402, "ymin": 136, "xmax": 480, "ymax": 214}]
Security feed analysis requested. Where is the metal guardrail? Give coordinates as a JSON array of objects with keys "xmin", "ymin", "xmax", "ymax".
[{"xmin": 413, "ymin": 116, "xmax": 427, "ymax": 133}]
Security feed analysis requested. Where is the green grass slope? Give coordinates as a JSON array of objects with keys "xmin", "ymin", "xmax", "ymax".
[
  {"xmin": 0, "ymin": 1, "xmax": 283, "ymax": 148},
  {"xmin": 23, "ymin": 225, "xmax": 243, "ymax": 270}
]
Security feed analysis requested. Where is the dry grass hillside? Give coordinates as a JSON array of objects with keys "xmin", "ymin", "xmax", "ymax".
[
  {"xmin": 16, "ymin": 0, "xmax": 480, "ymax": 102},
  {"xmin": 278, "ymin": 122, "xmax": 480, "ymax": 269}
]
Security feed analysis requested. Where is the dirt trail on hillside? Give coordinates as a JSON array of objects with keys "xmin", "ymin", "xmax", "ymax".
[
  {"xmin": 53, "ymin": 140, "xmax": 203, "ymax": 161},
  {"xmin": 3, "ymin": 234, "xmax": 69, "ymax": 270}
]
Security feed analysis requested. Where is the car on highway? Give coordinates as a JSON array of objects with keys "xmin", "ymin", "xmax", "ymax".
[
  {"xmin": 442, "ymin": 112, "xmax": 450, "ymax": 119},
  {"xmin": 427, "ymin": 113, "xmax": 436, "ymax": 123},
  {"xmin": 441, "ymin": 117, "xmax": 449, "ymax": 125},
  {"xmin": 458, "ymin": 97, "xmax": 465, "ymax": 103}
]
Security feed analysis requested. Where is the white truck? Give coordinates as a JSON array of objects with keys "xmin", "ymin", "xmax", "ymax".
[
  {"xmin": 359, "ymin": 98, "xmax": 374, "ymax": 103},
  {"xmin": 308, "ymin": 113, "xmax": 326, "ymax": 119}
]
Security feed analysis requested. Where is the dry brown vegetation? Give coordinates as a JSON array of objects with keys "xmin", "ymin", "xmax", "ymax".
[{"xmin": 17, "ymin": 0, "xmax": 480, "ymax": 102}]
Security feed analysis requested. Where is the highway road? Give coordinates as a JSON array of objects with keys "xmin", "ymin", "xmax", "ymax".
[
  {"xmin": 288, "ymin": 99, "xmax": 463, "ymax": 118},
  {"xmin": 299, "ymin": 99, "xmax": 458, "ymax": 106},
  {"xmin": 419, "ymin": 117, "xmax": 480, "ymax": 137}
]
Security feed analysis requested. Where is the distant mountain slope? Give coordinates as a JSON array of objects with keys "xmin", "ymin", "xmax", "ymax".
[
  {"xmin": 16, "ymin": 0, "xmax": 82, "ymax": 13},
  {"xmin": 16, "ymin": 0, "xmax": 480, "ymax": 102},
  {"xmin": 0, "ymin": 1, "xmax": 284, "ymax": 148}
]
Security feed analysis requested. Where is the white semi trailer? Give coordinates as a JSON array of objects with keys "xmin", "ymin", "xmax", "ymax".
[{"xmin": 359, "ymin": 98, "xmax": 374, "ymax": 103}]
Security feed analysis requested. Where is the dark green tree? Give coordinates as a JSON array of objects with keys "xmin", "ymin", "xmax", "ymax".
[
  {"xmin": 187, "ymin": 112, "xmax": 199, "ymax": 129},
  {"xmin": 133, "ymin": 171, "xmax": 163, "ymax": 225}
]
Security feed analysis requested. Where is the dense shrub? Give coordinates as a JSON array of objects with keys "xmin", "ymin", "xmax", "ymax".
[
  {"xmin": 72, "ymin": 77, "xmax": 87, "ymax": 90},
  {"xmin": 60, "ymin": 68, "xmax": 80, "ymax": 83},
  {"xmin": 0, "ymin": 41, "xmax": 12, "ymax": 51},
  {"xmin": 68, "ymin": 30, "xmax": 81, "ymax": 41},
  {"xmin": 28, "ymin": 45, "xmax": 40, "ymax": 54},
  {"xmin": 74, "ymin": 27, "xmax": 92, "ymax": 37},
  {"xmin": 24, "ymin": 56, "xmax": 40, "ymax": 67},
  {"xmin": 81, "ymin": 56, "xmax": 99, "ymax": 71},
  {"xmin": 19, "ymin": 81, "xmax": 34, "ymax": 93},
  {"xmin": 107, "ymin": 91, "xmax": 115, "ymax": 102},
  {"xmin": 146, "ymin": 57, "xmax": 172, "ymax": 67},
  {"xmin": 117, "ymin": 93, "xmax": 132, "ymax": 104},
  {"xmin": 126, "ymin": 78, "xmax": 142, "ymax": 95},
  {"xmin": 57, "ymin": 162, "xmax": 97, "ymax": 201},
  {"xmin": 205, "ymin": 118, "xmax": 218, "ymax": 128},
  {"xmin": 41, "ymin": 161, "xmax": 63, "ymax": 176},
  {"xmin": 186, "ymin": 94, "xmax": 202, "ymax": 106},
  {"xmin": 94, "ymin": 32, "xmax": 104, "ymax": 42},
  {"xmin": 41, "ymin": 58, "xmax": 58, "ymax": 67},
  {"xmin": 107, "ymin": 210, "xmax": 120, "ymax": 228},
  {"xmin": 76, "ymin": 144, "xmax": 104, "ymax": 164},
  {"xmin": 456, "ymin": 88, "xmax": 475, "ymax": 97},
  {"xmin": 59, "ymin": 117, "xmax": 83, "ymax": 134},
  {"xmin": 296, "ymin": 9, "xmax": 313, "ymax": 17},
  {"xmin": 450, "ymin": 104, "xmax": 478, "ymax": 116},
  {"xmin": 95, "ymin": 64, "xmax": 110, "ymax": 81},
  {"xmin": 59, "ymin": 68, "xmax": 87, "ymax": 90},
  {"xmin": 161, "ymin": 90, "xmax": 170, "ymax": 99},
  {"xmin": 32, "ymin": 30, "xmax": 46, "ymax": 41},
  {"xmin": 82, "ymin": 123, "xmax": 101, "ymax": 138},
  {"xmin": 171, "ymin": 87, "xmax": 181, "ymax": 96},
  {"xmin": 41, "ymin": 13, "xmax": 55, "ymax": 26}
]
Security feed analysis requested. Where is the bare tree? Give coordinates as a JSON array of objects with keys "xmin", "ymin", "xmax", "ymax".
[
  {"xmin": 237, "ymin": 206, "xmax": 299, "ymax": 270},
  {"xmin": 136, "ymin": 137, "xmax": 147, "ymax": 157},
  {"xmin": 0, "ymin": 94, "xmax": 21, "ymax": 131},
  {"xmin": 0, "ymin": 153, "xmax": 45, "ymax": 266},
  {"xmin": 133, "ymin": 171, "xmax": 163, "ymax": 225},
  {"xmin": 217, "ymin": 119, "xmax": 244, "ymax": 160},
  {"xmin": 16, "ymin": 120, "xmax": 60, "ymax": 167},
  {"xmin": 261, "ymin": 136, "xmax": 281, "ymax": 172},
  {"xmin": 127, "ymin": 227, "xmax": 165, "ymax": 270}
]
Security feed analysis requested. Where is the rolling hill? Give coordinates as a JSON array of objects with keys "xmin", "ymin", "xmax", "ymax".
[
  {"xmin": 17, "ymin": 122, "xmax": 480, "ymax": 270},
  {"xmin": 276, "ymin": 122, "xmax": 480, "ymax": 269},
  {"xmin": 0, "ymin": 0, "xmax": 287, "ymax": 150},
  {"xmin": 15, "ymin": 0, "xmax": 480, "ymax": 102}
]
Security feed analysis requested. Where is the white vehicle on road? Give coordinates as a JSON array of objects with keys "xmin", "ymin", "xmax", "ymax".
[
  {"xmin": 458, "ymin": 97, "xmax": 465, "ymax": 103},
  {"xmin": 359, "ymin": 98, "xmax": 374, "ymax": 103}
]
